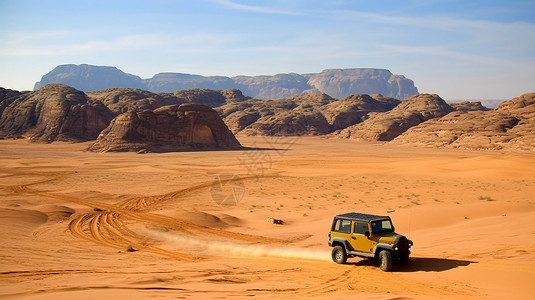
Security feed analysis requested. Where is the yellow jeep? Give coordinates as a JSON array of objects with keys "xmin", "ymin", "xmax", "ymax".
[{"xmin": 328, "ymin": 212, "xmax": 413, "ymax": 271}]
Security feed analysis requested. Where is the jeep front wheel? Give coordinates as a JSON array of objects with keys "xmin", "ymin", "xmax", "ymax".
[
  {"xmin": 395, "ymin": 252, "xmax": 410, "ymax": 265},
  {"xmin": 331, "ymin": 246, "xmax": 347, "ymax": 264},
  {"xmin": 378, "ymin": 250, "xmax": 393, "ymax": 271}
]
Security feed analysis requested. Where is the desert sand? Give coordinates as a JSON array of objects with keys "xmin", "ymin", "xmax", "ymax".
[{"xmin": 1, "ymin": 136, "xmax": 534, "ymax": 299}]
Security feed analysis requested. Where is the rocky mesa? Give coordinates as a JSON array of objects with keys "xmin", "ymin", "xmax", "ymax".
[{"xmin": 34, "ymin": 64, "xmax": 419, "ymax": 100}]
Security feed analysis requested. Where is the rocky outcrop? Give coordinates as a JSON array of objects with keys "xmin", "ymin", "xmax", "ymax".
[
  {"xmin": 0, "ymin": 84, "xmax": 115, "ymax": 142},
  {"xmin": 392, "ymin": 93, "xmax": 535, "ymax": 151},
  {"xmin": 35, "ymin": 64, "xmax": 419, "ymax": 100},
  {"xmin": 88, "ymin": 104, "xmax": 242, "ymax": 152},
  {"xmin": 0, "ymin": 88, "xmax": 24, "ymax": 122},
  {"xmin": 335, "ymin": 94, "xmax": 454, "ymax": 141}
]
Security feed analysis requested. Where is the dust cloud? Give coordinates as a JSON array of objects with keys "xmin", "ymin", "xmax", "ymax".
[{"xmin": 143, "ymin": 227, "xmax": 331, "ymax": 261}]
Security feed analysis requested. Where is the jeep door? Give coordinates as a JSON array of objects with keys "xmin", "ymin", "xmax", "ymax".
[
  {"xmin": 331, "ymin": 218, "xmax": 352, "ymax": 242},
  {"xmin": 350, "ymin": 221, "xmax": 373, "ymax": 253}
]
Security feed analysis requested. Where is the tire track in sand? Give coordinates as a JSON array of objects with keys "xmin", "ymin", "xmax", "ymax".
[{"xmin": 8, "ymin": 171, "xmax": 286, "ymax": 261}]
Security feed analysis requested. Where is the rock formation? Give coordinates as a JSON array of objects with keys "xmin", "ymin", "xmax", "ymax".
[
  {"xmin": 35, "ymin": 64, "xmax": 419, "ymax": 100},
  {"xmin": 392, "ymin": 93, "xmax": 535, "ymax": 151},
  {"xmin": 335, "ymin": 94, "xmax": 454, "ymax": 141},
  {"xmin": 0, "ymin": 84, "xmax": 115, "ymax": 142},
  {"xmin": 88, "ymin": 104, "xmax": 242, "ymax": 152}
]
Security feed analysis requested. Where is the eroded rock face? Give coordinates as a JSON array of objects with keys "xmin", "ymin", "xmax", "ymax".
[
  {"xmin": 392, "ymin": 93, "xmax": 535, "ymax": 151},
  {"xmin": 0, "ymin": 84, "xmax": 115, "ymax": 142},
  {"xmin": 88, "ymin": 104, "xmax": 242, "ymax": 152},
  {"xmin": 335, "ymin": 94, "xmax": 454, "ymax": 141}
]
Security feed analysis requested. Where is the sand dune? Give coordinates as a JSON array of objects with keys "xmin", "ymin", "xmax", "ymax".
[{"xmin": 0, "ymin": 137, "xmax": 534, "ymax": 299}]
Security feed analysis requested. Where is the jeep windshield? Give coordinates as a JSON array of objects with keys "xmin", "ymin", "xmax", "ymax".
[{"xmin": 371, "ymin": 219, "xmax": 394, "ymax": 234}]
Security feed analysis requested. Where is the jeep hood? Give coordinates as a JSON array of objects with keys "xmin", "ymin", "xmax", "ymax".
[{"xmin": 375, "ymin": 233, "xmax": 402, "ymax": 245}]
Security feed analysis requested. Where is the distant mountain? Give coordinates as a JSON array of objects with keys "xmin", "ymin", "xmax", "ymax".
[
  {"xmin": 34, "ymin": 64, "xmax": 418, "ymax": 100},
  {"xmin": 34, "ymin": 64, "xmax": 144, "ymax": 92},
  {"xmin": 446, "ymin": 99, "xmax": 505, "ymax": 109}
]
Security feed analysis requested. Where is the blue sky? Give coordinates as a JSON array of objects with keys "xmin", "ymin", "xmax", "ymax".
[{"xmin": 0, "ymin": 0, "xmax": 533, "ymax": 99}]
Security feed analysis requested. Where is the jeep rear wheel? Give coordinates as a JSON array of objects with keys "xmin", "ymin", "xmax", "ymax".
[
  {"xmin": 331, "ymin": 246, "xmax": 347, "ymax": 264},
  {"xmin": 378, "ymin": 250, "xmax": 393, "ymax": 271}
]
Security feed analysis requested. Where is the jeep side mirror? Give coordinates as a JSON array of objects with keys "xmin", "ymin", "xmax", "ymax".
[{"xmin": 364, "ymin": 231, "xmax": 370, "ymax": 237}]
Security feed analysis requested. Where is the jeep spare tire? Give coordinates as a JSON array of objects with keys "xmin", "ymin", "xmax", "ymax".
[{"xmin": 331, "ymin": 245, "xmax": 347, "ymax": 264}]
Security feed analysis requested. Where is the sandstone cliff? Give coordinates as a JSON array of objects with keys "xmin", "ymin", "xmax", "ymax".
[{"xmin": 88, "ymin": 104, "xmax": 242, "ymax": 152}]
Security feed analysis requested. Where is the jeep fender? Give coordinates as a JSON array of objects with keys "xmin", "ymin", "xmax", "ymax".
[
  {"xmin": 331, "ymin": 237, "xmax": 350, "ymax": 252},
  {"xmin": 373, "ymin": 243, "xmax": 393, "ymax": 255}
]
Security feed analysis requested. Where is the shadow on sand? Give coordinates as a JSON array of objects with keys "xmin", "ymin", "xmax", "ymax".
[{"xmin": 348, "ymin": 257, "xmax": 476, "ymax": 272}]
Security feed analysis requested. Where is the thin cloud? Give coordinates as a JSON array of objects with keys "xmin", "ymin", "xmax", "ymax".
[
  {"xmin": 0, "ymin": 31, "xmax": 241, "ymax": 57},
  {"xmin": 0, "ymin": 34, "xmax": 163, "ymax": 56},
  {"xmin": 382, "ymin": 44, "xmax": 511, "ymax": 66},
  {"xmin": 333, "ymin": 8, "xmax": 535, "ymax": 33},
  {"xmin": 211, "ymin": 0, "xmax": 302, "ymax": 15}
]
